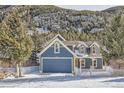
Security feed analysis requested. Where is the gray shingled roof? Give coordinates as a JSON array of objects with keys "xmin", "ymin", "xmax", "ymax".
[
  {"xmin": 63, "ymin": 41, "xmax": 81, "ymax": 46},
  {"xmin": 40, "ymin": 34, "xmax": 109, "ymax": 54},
  {"xmin": 63, "ymin": 40, "xmax": 109, "ymax": 53},
  {"xmin": 84, "ymin": 41, "xmax": 94, "ymax": 46},
  {"xmin": 63, "ymin": 41, "xmax": 100, "ymax": 47}
]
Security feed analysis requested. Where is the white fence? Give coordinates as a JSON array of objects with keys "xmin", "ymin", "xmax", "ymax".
[{"xmin": 0, "ymin": 66, "xmax": 39, "ymax": 74}]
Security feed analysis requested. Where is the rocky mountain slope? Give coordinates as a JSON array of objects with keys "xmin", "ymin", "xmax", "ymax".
[{"xmin": 0, "ymin": 5, "xmax": 122, "ymax": 33}]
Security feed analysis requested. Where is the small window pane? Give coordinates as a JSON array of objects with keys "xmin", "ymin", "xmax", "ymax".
[
  {"xmin": 93, "ymin": 59, "xmax": 97, "ymax": 67},
  {"xmin": 92, "ymin": 45, "xmax": 96, "ymax": 54},
  {"xmin": 54, "ymin": 42, "xmax": 60, "ymax": 53},
  {"xmin": 81, "ymin": 60, "xmax": 85, "ymax": 67},
  {"xmin": 80, "ymin": 46, "xmax": 84, "ymax": 53}
]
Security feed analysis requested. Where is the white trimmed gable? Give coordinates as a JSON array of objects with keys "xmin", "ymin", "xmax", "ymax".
[
  {"xmin": 52, "ymin": 34, "xmax": 65, "ymax": 41},
  {"xmin": 77, "ymin": 42, "xmax": 88, "ymax": 47},
  {"xmin": 90, "ymin": 42, "xmax": 100, "ymax": 48},
  {"xmin": 90, "ymin": 42, "xmax": 100, "ymax": 54},
  {"xmin": 38, "ymin": 38, "xmax": 77, "ymax": 57}
]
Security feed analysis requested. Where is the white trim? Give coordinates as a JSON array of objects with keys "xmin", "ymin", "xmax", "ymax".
[
  {"xmin": 37, "ymin": 34, "xmax": 65, "ymax": 56},
  {"xmin": 54, "ymin": 42, "xmax": 60, "ymax": 54},
  {"xmin": 50, "ymin": 34, "xmax": 66, "ymax": 42},
  {"xmin": 79, "ymin": 59, "xmax": 85, "ymax": 73},
  {"xmin": 92, "ymin": 58, "xmax": 97, "ymax": 68},
  {"xmin": 72, "ymin": 57, "xmax": 74, "ymax": 73},
  {"xmin": 79, "ymin": 45, "xmax": 86, "ymax": 54},
  {"xmin": 42, "ymin": 57, "xmax": 72, "ymax": 59},
  {"xmin": 90, "ymin": 42, "xmax": 100, "ymax": 48},
  {"xmin": 91, "ymin": 44, "xmax": 96, "ymax": 54},
  {"xmin": 84, "ymin": 59, "xmax": 86, "ymax": 68},
  {"xmin": 79, "ymin": 59, "xmax": 85, "ymax": 67},
  {"xmin": 78, "ymin": 42, "xmax": 88, "ymax": 47},
  {"xmin": 40, "ymin": 57, "xmax": 73, "ymax": 73},
  {"xmin": 72, "ymin": 45, "xmax": 75, "ymax": 52},
  {"xmin": 80, "ymin": 59, "xmax": 82, "ymax": 73},
  {"xmin": 92, "ymin": 58, "xmax": 103, "ymax": 69},
  {"xmin": 39, "ymin": 57, "xmax": 43, "ymax": 73},
  {"xmin": 38, "ymin": 38, "xmax": 77, "ymax": 57},
  {"xmin": 81, "ymin": 59, "xmax": 85, "ymax": 68},
  {"xmin": 77, "ymin": 56, "xmax": 103, "ymax": 59},
  {"xmin": 55, "ymin": 34, "xmax": 66, "ymax": 41}
]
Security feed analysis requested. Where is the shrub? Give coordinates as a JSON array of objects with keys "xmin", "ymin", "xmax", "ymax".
[
  {"xmin": 111, "ymin": 69, "xmax": 124, "ymax": 76},
  {"xmin": 0, "ymin": 71, "xmax": 17, "ymax": 80}
]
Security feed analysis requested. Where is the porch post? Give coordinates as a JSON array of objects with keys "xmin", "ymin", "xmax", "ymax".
[
  {"xmin": 39, "ymin": 57, "xmax": 43, "ymax": 74},
  {"xmin": 80, "ymin": 59, "xmax": 82, "ymax": 73},
  {"xmin": 73, "ymin": 57, "xmax": 75, "ymax": 74}
]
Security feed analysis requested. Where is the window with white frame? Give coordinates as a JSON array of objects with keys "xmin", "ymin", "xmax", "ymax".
[
  {"xmin": 92, "ymin": 45, "xmax": 96, "ymax": 54},
  {"xmin": 81, "ymin": 60, "xmax": 85, "ymax": 67},
  {"xmin": 92, "ymin": 59, "xmax": 97, "ymax": 67},
  {"xmin": 80, "ymin": 46, "xmax": 85, "ymax": 54},
  {"xmin": 54, "ymin": 42, "xmax": 60, "ymax": 53}
]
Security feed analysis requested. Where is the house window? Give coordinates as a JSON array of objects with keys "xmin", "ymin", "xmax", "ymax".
[
  {"xmin": 92, "ymin": 59, "xmax": 97, "ymax": 67},
  {"xmin": 92, "ymin": 45, "xmax": 96, "ymax": 54},
  {"xmin": 54, "ymin": 42, "xmax": 60, "ymax": 53},
  {"xmin": 81, "ymin": 60, "xmax": 85, "ymax": 67},
  {"xmin": 79, "ymin": 59, "xmax": 85, "ymax": 69},
  {"xmin": 80, "ymin": 46, "xmax": 85, "ymax": 54}
]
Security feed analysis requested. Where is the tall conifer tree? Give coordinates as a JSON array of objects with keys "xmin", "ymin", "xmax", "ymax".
[{"xmin": 0, "ymin": 8, "xmax": 33, "ymax": 77}]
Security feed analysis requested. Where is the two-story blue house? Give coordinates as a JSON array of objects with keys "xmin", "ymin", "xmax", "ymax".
[{"xmin": 38, "ymin": 34, "xmax": 104, "ymax": 74}]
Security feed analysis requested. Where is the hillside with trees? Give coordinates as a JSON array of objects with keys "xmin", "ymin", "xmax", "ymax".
[
  {"xmin": 0, "ymin": 5, "xmax": 124, "ymax": 69},
  {"xmin": 0, "ymin": 5, "xmax": 112, "ymax": 33}
]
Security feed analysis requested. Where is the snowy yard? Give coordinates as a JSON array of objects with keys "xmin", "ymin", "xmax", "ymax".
[{"xmin": 0, "ymin": 73, "xmax": 124, "ymax": 88}]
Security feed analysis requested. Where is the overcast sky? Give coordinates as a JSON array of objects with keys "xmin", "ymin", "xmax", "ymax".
[{"xmin": 57, "ymin": 5, "xmax": 116, "ymax": 11}]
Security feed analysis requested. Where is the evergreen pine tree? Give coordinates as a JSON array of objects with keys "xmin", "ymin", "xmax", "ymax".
[
  {"xmin": 102, "ymin": 12, "xmax": 124, "ymax": 65},
  {"xmin": 0, "ymin": 9, "xmax": 33, "ymax": 77}
]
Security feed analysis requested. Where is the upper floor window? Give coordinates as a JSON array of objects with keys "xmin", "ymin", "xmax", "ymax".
[
  {"xmin": 80, "ymin": 46, "xmax": 85, "ymax": 54},
  {"xmin": 92, "ymin": 45, "xmax": 96, "ymax": 54},
  {"xmin": 54, "ymin": 42, "xmax": 60, "ymax": 53}
]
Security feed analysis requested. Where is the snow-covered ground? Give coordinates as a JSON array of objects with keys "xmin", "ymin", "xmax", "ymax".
[{"xmin": 0, "ymin": 73, "xmax": 124, "ymax": 88}]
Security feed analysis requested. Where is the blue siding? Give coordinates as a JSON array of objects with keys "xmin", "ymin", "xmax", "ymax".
[
  {"xmin": 85, "ymin": 58, "xmax": 92, "ymax": 69},
  {"xmin": 41, "ymin": 47, "xmax": 73, "ymax": 57},
  {"xmin": 41, "ymin": 44, "xmax": 73, "ymax": 73},
  {"xmin": 84, "ymin": 58, "xmax": 103, "ymax": 69},
  {"xmin": 96, "ymin": 58, "xmax": 103, "ymax": 69},
  {"xmin": 43, "ymin": 59, "xmax": 72, "ymax": 73}
]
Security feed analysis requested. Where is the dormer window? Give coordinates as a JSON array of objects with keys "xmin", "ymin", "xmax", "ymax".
[
  {"xmin": 92, "ymin": 45, "xmax": 96, "ymax": 54},
  {"xmin": 80, "ymin": 46, "xmax": 85, "ymax": 54},
  {"xmin": 54, "ymin": 42, "xmax": 60, "ymax": 53}
]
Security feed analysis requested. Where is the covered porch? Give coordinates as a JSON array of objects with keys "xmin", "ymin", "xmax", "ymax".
[{"xmin": 73, "ymin": 57, "xmax": 104, "ymax": 74}]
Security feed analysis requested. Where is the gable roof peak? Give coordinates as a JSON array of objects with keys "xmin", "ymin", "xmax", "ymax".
[
  {"xmin": 90, "ymin": 41, "xmax": 100, "ymax": 47},
  {"xmin": 78, "ymin": 41, "xmax": 88, "ymax": 47},
  {"xmin": 53, "ymin": 34, "xmax": 66, "ymax": 41},
  {"xmin": 38, "ymin": 37, "xmax": 77, "ymax": 57}
]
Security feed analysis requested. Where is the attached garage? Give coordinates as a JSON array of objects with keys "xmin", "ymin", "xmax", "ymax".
[
  {"xmin": 42, "ymin": 58, "xmax": 72, "ymax": 73},
  {"xmin": 38, "ymin": 37, "xmax": 76, "ymax": 73}
]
